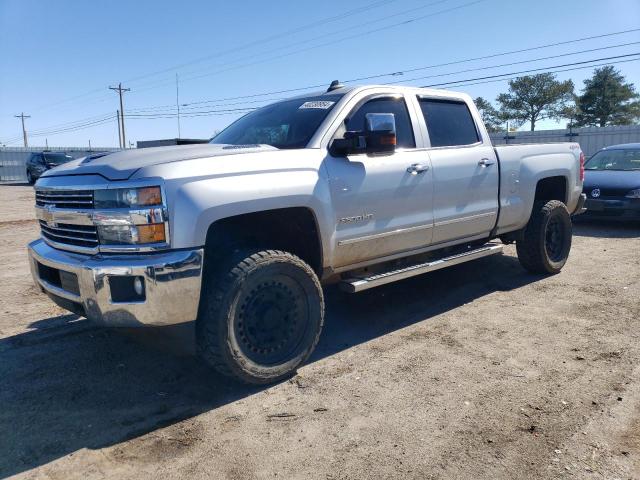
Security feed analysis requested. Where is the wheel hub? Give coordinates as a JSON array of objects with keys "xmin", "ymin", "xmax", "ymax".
[
  {"xmin": 545, "ymin": 217, "xmax": 565, "ymax": 262},
  {"xmin": 236, "ymin": 277, "xmax": 308, "ymax": 365}
]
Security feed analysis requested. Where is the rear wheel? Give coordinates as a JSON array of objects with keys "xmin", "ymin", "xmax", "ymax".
[
  {"xmin": 516, "ymin": 200, "xmax": 572, "ymax": 274},
  {"xmin": 197, "ymin": 248, "xmax": 324, "ymax": 384}
]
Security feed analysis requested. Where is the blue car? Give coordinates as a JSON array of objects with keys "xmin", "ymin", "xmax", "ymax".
[{"xmin": 583, "ymin": 143, "xmax": 640, "ymax": 221}]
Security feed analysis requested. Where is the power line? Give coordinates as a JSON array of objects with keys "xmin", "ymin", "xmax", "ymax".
[
  {"xmin": 24, "ymin": 0, "xmax": 400, "ymax": 114},
  {"xmin": 432, "ymin": 57, "xmax": 640, "ymax": 89},
  {"xmin": 127, "ymin": 54, "xmax": 640, "ymax": 120},
  {"xmin": 420, "ymin": 52, "xmax": 640, "ymax": 88},
  {"xmin": 127, "ymin": 40, "xmax": 640, "ymax": 116},
  {"xmin": 9, "ymin": 39, "xmax": 640, "ymax": 142},
  {"xmin": 27, "ymin": 112, "xmax": 115, "ymax": 135},
  {"xmin": 388, "ymin": 41, "xmax": 640, "ymax": 84},
  {"xmin": 125, "ymin": 56, "xmax": 640, "ymax": 121},
  {"xmin": 17, "ymin": 52, "xmax": 639, "ymax": 138},
  {"xmin": 122, "ymin": 0, "xmax": 401, "ymax": 86},
  {"xmin": 129, "ymin": 0, "xmax": 487, "ymax": 95},
  {"xmin": 148, "ymin": 27, "xmax": 640, "ymax": 110}
]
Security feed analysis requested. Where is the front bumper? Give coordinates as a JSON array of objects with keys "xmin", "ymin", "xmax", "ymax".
[
  {"xmin": 583, "ymin": 197, "xmax": 640, "ymax": 220},
  {"xmin": 28, "ymin": 239, "xmax": 204, "ymax": 327}
]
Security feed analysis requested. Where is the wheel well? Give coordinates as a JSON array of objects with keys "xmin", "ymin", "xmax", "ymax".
[
  {"xmin": 534, "ymin": 176, "xmax": 567, "ymax": 204},
  {"xmin": 204, "ymin": 207, "xmax": 323, "ymax": 274}
]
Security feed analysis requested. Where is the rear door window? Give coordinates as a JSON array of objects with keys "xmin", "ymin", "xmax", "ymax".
[{"xmin": 418, "ymin": 99, "xmax": 479, "ymax": 147}]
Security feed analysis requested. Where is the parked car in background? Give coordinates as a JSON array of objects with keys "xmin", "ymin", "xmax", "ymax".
[
  {"xmin": 26, "ymin": 152, "xmax": 75, "ymax": 184},
  {"xmin": 583, "ymin": 143, "xmax": 640, "ymax": 221}
]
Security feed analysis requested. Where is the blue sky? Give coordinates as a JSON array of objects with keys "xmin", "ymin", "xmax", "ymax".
[{"xmin": 1, "ymin": 0, "xmax": 639, "ymax": 147}]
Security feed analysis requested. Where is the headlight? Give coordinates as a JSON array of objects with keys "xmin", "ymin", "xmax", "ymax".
[
  {"xmin": 97, "ymin": 224, "xmax": 166, "ymax": 245},
  {"xmin": 625, "ymin": 188, "xmax": 640, "ymax": 199},
  {"xmin": 94, "ymin": 186, "xmax": 162, "ymax": 208},
  {"xmin": 94, "ymin": 185, "xmax": 167, "ymax": 246}
]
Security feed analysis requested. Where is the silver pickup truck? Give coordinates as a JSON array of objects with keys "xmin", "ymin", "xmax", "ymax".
[{"xmin": 28, "ymin": 83, "xmax": 586, "ymax": 384}]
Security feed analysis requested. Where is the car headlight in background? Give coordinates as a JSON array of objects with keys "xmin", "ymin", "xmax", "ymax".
[
  {"xmin": 625, "ymin": 188, "xmax": 640, "ymax": 199},
  {"xmin": 94, "ymin": 186, "xmax": 162, "ymax": 208}
]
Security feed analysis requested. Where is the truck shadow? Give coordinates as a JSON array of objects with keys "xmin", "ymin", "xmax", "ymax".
[{"xmin": 0, "ymin": 253, "xmax": 539, "ymax": 478}]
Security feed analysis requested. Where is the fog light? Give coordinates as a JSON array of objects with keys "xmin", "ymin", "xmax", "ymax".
[
  {"xmin": 134, "ymin": 277, "xmax": 144, "ymax": 296},
  {"xmin": 109, "ymin": 275, "xmax": 145, "ymax": 303}
]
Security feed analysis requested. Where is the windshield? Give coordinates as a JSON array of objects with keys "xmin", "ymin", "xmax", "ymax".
[
  {"xmin": 44, "ymin": 153, "xmax": 74, "ymax": 165},
  {"xmin": 585, "ymin": 149, "xmax": 640, "ymax": 171},
  {"xmin": 210, "ymin": 94, "xmax": 343, "ymax": 149}
]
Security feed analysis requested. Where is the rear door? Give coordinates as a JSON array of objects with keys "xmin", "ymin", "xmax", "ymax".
[{"xmin": 416, "ymin": 97, "xmax": 499, "ymax": 244}]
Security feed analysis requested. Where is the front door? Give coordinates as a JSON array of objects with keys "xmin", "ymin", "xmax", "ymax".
[{"xmin": 325, "ymin": 95, "xmax": 434, "ymax": 268}]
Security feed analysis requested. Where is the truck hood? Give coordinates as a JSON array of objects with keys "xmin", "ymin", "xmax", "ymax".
[
  {"xmin": 583, "ymin": 169, "xmax": 640, "ymax": 191},
  {"xmin": 41, "ymin": 144, "xmax": 279, "ymax": 181}
]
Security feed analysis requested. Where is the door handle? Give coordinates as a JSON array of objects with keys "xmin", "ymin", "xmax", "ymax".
[
  {"xmin": 407, "ymin": 163, "xmax": 429, "ymax": 175},
  {"xmin": 478, "ymin": 158, "xmax": 496, "ymax": 167}
]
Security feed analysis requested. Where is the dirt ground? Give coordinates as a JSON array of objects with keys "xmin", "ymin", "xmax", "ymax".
[{"xmin": 1, "ymin": 184, "xmax": 639, "ymax": 480}]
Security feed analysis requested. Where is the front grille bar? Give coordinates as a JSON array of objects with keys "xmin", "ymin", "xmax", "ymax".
[
  {"xmin": 35, "ymin": 189, "xmax": 94, "ymax": 209},
  {"xmin": 39, "ymin": 220, "xmax": 99, "ymax": 248}
]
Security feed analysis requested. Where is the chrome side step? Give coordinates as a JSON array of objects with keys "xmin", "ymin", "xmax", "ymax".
[{"xmin": 340, "ymin": 243, "xmax": 504, "ymax": 293}]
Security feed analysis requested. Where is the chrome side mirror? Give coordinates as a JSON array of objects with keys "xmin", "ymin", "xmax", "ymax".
[{"xmin": 364, "ymin": 113, "xmax": 396, "ymax": 154}]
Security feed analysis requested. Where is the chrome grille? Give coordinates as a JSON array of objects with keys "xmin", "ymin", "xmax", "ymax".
[
  {"xmin": 39, "ymin": 220, "xmax": 99, "ymax": 249},
  {"xmin": 35, "ymin": 189, "xmax": 94, "ymax": 209}
]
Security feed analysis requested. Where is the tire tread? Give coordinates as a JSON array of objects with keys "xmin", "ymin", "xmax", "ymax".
[{"xmin": 197, "ymin": 248, "xmax": 324, "ymax": 384}]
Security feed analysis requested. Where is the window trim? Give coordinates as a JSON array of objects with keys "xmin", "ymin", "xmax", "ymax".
[
  {"xmin": 328, "ymin": 93, "xmax": 420, "ymax": 153},
  {"xmin": 416, "ymin": 95, "xmax": 484, "ymax": 150}
]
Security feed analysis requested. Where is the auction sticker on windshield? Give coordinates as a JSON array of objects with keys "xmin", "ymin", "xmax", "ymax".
[{"xmin": 299, "ymin": 101, "xmax": 335, "ymax": 109}]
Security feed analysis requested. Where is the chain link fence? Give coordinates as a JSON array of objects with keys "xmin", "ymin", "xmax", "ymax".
[
  {"xmin": 489, "ymin": 125, "xmax": 640, "ymax": 157},
  {"xmin": 0, "ymin": 147, "xmax": 120, "ymax": 183}
]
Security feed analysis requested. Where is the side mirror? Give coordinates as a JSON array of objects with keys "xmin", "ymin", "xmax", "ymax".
[
  {"xmin": 329, "ymin": 113, "xmax": 397, "ymax": 157},
  {"xmin": 329, "ymin": 131, "xmax": 366, "ymax": 157},
  {"xmin": 364, "ymin": 113, "xmax": 396, "ymax": 154}
]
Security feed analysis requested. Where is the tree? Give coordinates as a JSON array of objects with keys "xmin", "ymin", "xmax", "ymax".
[
  {"xmin": 497, "ymin": 73, "xmax": 574, "ymax": 131},
  {"xmin": 474, "ymin": 97, "xmax": 504, "ymax": 132},
  {"xmin": 574, "ymin": 66, "xmax": 640, "ymax": 127}
]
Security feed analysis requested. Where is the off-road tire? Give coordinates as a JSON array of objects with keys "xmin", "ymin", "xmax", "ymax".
[
  {"xmin": 516, "ymin": 200, "xmax": 572, "ymax": 274},
  {"xmin": 197, "ymin": 248, "xmax": 324, "ymax": 385}
]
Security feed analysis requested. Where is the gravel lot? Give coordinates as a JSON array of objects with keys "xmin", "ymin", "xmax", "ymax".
[{"xmin": 1, "ymin": 184, "xmax": 639, "ymax": 479}]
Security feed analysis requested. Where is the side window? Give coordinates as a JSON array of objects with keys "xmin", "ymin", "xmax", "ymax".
[
  {"xmin": 345, "ymin": 97, "xmax": 415, "ymax": 149},
  {"xmin": 419, "ymin": 99, "xmax": 479, "ymax": 147}
]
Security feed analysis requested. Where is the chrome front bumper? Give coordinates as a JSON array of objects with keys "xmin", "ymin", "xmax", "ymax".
[{"xmin": 28, "ymin": 239, "xmax": 204, "ymax": 327}]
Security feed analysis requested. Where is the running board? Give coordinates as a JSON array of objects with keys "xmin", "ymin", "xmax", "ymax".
[{"xmin": 340, "ymin": 243, "xmax": 504, "ymax": 293}]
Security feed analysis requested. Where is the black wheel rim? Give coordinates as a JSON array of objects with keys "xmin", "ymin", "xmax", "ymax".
[
  {"xmin": 545, "ymin": 216, "xmax": 565, "ymax": 262},
  {"xmin": 235, "ymin": 275, "xmax": 309, "ymax": 365}
]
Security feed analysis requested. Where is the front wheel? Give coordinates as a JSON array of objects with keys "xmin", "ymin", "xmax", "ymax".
[
  {"xmin": 516, "ymin": 200, "xmax": 572, "ymax": 274},
  {"xmin": 197, "ymin": 248, "xmax": 324, "ymax": 385},
  {"xmin": 26, "ymin": 170, "xmax": 35, "ymax": 185}
]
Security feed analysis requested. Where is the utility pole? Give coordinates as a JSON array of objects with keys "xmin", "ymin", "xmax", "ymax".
[
  {"xmin": 176, "ymin": 73, "xmax": 181, "ymax": 139},
  {"xmin": 116, "ymin": 109, "xmax": 122, "ymax": 149},
  {"xmin": 109, "ymin": 83, "xmax": 130, "ymax": 148},
  {"xmin": 14, "ymin": 112, "xmax": 30, "ymax": 147},
  {"xmin": 88, "ymin": 139, "xmax": 92, "ymax": 151}
]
